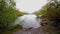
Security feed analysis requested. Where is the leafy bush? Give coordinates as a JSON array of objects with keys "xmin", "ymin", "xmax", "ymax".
[
  {"xmin": 35, "ymin": 0, "xmax": 60, "ymax": 30},
  {"xmin": 0, "ymin": 0, "xmax": 24, "ymax": 33}
]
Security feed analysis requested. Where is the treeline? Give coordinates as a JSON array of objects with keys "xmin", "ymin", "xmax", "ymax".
[
  {"xmin": 0, "ymin": 0, "xmax": 24, "ymax": 33},
  {"xmin": 35, "ymin": 0, "xmax": 60, "ymax": 33}
]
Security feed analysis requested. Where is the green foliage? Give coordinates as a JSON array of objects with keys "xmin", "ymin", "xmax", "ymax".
[
  {"xmin": 35, "ymin": 10, "xmax": 47, "ymax": 16},
  {"xmin": 0, "ymin": 0, "xmax": 24, "ymax": 33},
  {"xmin": 16, "ymin": 10, "xmax": 24, "ymax": 16},
  {"xmin": 44, "ymin": 0, "xmax": 60, "ymax": 28},
  {"xmin": 35, "ymin": 0, "xmax": 60, "ymax": 31}
]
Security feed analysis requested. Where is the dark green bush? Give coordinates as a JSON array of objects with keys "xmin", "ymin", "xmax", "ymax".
[{"xmin": 0, "ymin": 0, "xmax": 23, "ymax": 33}]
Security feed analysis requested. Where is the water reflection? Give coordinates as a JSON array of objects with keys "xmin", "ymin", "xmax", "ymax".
[{"xmin": 14, "ymin": 14, "xmax": 41, "ymax": 29}]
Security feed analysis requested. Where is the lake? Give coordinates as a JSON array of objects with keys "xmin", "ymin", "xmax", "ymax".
[{"xmin": 14, "ymin": 14, "xmax": 41, "ymax": 29}]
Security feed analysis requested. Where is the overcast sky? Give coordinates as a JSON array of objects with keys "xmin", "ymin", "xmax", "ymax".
[{"xmin": 15, "ymin": 0, "xmax": 48, "ymax": 13}]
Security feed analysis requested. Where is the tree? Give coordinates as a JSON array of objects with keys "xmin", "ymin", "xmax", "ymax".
[
  {"xmin": 0, "ymin": 0, "xmax": 23, "ymax": 33},
  {"xmin": 35, "ymin": 0, "xmax": 60, "ymax": 29}
]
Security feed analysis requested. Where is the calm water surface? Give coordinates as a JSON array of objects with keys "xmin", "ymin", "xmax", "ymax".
[{"xmin": 14, "ymin": 14, "xmax": 41, "ymax": 29}]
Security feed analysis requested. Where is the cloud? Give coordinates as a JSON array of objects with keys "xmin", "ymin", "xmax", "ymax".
[{"xmin": 15, "ymin": 0, "xmax": 48, "ymax": 13}]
